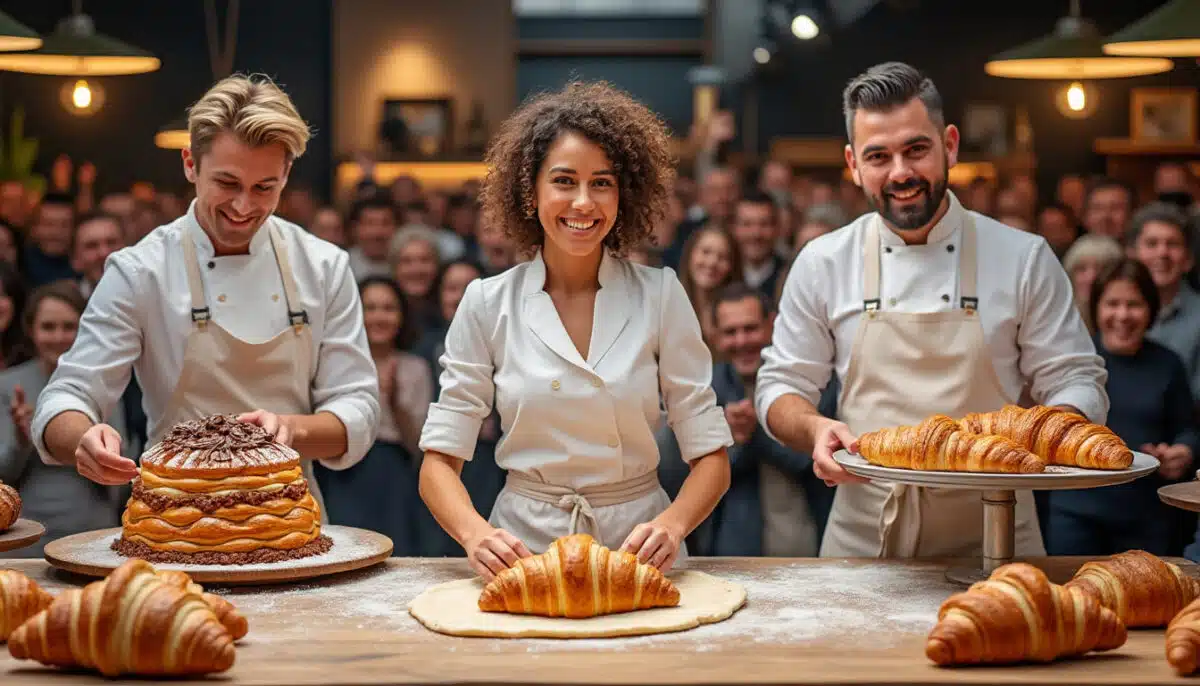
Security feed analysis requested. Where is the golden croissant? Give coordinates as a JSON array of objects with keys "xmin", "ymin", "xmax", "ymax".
[
  {"xmin": 156, "ymin": 569, "xmax": 249, "ymax": 640},
  {"xmin": 858, "ymin": 415, "xmax": 1046, "ymax": 473},
  {"xmin": 7, "ymin": 558, "xmax": 236, "ymax": 677},
  {"xmin": 926, "ymin": 563, "xmax": 1127, "ymax": 666},
  {"xmin": 0, "ymin": 569, "xmax": 54, "ymax": 642},
  {"xmin": 1066, "ymin": 550, "xmax": 1200, "ymax": 628},
  {"xmin": 958, "ymin": 405, "xmax": 1133, "ymax": 469},
  {"xmin": 0, "ymin": 480, "xmax": 19, "ymax": 531},
  {"xmin": 1167, "ymin": 597, "xmax": 1200, "ymax": 675},
  {"xmin": 478, "ymin": 533, "xmax": 680, "ymax": 618}
]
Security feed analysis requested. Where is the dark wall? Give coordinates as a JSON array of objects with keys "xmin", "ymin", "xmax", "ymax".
[
  {"xmin": 740, "ymin": 0, "xmax": 1200, "ymax": 196},
  {"xmin": 0, "ymin": 0, "xmax": 332, "ymax": 201}
]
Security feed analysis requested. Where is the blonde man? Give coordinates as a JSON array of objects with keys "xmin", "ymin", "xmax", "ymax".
[{"xmin": 32, "ymin": 74, "xmax": 380, "ymax": 517}]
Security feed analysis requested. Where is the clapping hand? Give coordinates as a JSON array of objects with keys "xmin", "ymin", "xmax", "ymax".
[
  {"xmin": 9, "ymin": 384, "xmax": 32, "ymax": 445},
  {"xmin": 1144, "ymin": 442, "xmax": 1194, "ymax": 481},
  {"xmin": 723, "ymin": 399, "xmax": 756, "ymax": 445}
]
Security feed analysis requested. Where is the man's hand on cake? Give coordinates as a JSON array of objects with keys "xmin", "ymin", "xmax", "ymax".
[
  {"xmin": 75, "ymin": 423, "xmax": 139, "ymax": 485},
  {"xmin": 464, "ymin": 526, "xmax": 532, "ymax": 581},
  {"xmin": 236, "ymin": 410, "xmax": 294, "ymax": 446}
]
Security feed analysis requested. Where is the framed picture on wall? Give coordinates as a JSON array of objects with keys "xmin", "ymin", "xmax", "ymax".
[
  {"xmin": 379, "ymin": 98, "xmax": 453, "ymax": 158},
  {"xmin": 1131, "ymin": 88, "xmax": 1197, "ymax": 144}
]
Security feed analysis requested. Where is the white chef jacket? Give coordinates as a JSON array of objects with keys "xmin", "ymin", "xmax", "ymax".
[
  {"xmin": 32, "ymin": 202, "xmax": 380, "ymax": 469},
  {"xmin": 755, "ymin": 191, "xmax": 1109, "ymax": 434},
  {"xmin": 419, "ymin": 249, "xmax": 733, "ymax": 488}
]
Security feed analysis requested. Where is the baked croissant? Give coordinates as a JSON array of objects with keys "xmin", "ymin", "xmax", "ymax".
[
  {"xmin": 0, "ymin": 481, "xmax": 19, "ymax": 531},
  {"xmin": 478, "ymin": 533, "xmax": 680, "ymax": 618},
  {"xmin": 7, "ymin": 558, "xmax": 236, "ymax": 676},
  {"xmin": 958, "ymin": 405, "xmax": 1133, "ymax": 469},
  {"xmin": 858, "ymin": 415, "xmax": 1046, "ymax": 473},
  {"xmin": 156, "ymin": 569, "xmax": 249, "ymax": 640},
  {"xmin": 1065, "ymin": 549, "xmax": 1200, "ymax": 628},
  {"xmin": 0, "ymin": 569, "xmax": 54, "ymax": 641},
  {"xmin": 1167, "ymin": 597, "xmax": 1200, "ymax": 675},
  {"xmin": 926, "ymin": 562, "xmax": 1127, "ymax": 666}
]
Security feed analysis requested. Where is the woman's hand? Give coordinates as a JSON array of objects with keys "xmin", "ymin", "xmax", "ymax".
[
  {"xmin": 620, "ymin": 518, "xmax": 684, "ymax": 572},
  {"xmin": 463, "ymin": 525, "xmax": 532, "ymax": 582},
  {"xmin": 1146, "ymin": 442, "xmax": 1194, "ymax": 481}
]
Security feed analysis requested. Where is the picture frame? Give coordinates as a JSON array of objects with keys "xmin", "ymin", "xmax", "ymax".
[
  {"xmin": 961, "ymin": 103, "xmax": 1009, "ymax": 157},
  {"xmin": 379, "ymin": 98, "xmax": 453, "ymax": 158},
  {"xmin": 1130, "ymin": 87, "xmax": 1197, "ymax": 144}
]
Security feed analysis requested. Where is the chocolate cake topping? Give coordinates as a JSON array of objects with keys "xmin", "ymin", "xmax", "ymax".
[{"xmin": 159, "ymin": 414, "xmax": 276, "ymax": 461}]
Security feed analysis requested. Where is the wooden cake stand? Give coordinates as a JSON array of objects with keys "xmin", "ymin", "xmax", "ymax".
[
  {"xmin": 43, "ymin": 524, "xmax": 393, "ymax": 585},
  {"xmin": 0, "ymin": 519, "xmax": 45, "ymax": 554},
  {"xmin": 1159, "ymin": 481, "xmax": 1200, "ymax": 513},
  {"xmin": 835, "ymin": 450, "xmax": 1160, "ymax": 585}
]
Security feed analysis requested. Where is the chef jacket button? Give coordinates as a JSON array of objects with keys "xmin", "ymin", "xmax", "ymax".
[
  {"xmin": 884, "ymin": 247, "xmax": 892, "ymax": 254},
  {"xmin": 608, "ymin": 437, "xmax": 619, "ymax": 448},
  {"xmin": 590, "ymin": 378, "xmax": 602, "ymax": 388},
  {"xmin": 272, "ymin": 294, "xmax": 280, "ymax": 302},
  {"xmin": 947, "ymin": 244, "xmax": 955, "ymax": 252},
  {"xmin": 941, "ymin": 294, "xmax": 950, "ymax": 302},
  {"xmin": 888, "ymin": 298, "xmax": 897, "ymax": 307},
  {"xmin": 218, "ymin": 294, "xmax": 227, "ymax": 302},
  {"xmin": 207, "ymin": 261, "xmax": 215, "ymax": 269},
  {"xmin": 551, "ymin": 379, "xmax": 561, "ymax": 390}
]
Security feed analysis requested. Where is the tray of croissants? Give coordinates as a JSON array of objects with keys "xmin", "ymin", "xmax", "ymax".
[{"xmin": 835, "ymin": 404, "xmax": 1159, "ymax": 488}]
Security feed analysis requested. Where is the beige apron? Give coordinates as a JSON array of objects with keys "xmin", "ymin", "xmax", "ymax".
[
  {"xmin": 490, "ymin": 469, "xmax": 687, "ymax": 565},
  {"xmin": 819, "ymin": 213, "xmax": 1044, "ymax": 558},
  {"xmin": 152, "ymin": 223, "xmax": 329, "ymax": 524}
]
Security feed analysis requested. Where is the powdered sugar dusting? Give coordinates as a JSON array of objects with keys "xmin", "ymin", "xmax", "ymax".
[{"xmin": 223, "ymin": 559, "xmax": 952, "ymax": 651}]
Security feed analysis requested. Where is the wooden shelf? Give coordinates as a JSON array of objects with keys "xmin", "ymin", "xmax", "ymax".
[{"xmin": 334, "ymin": 160, "xmax": 489, "ymax": 205}]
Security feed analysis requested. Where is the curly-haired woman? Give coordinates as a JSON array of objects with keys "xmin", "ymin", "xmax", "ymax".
[{"xmin": 418, "ymin": 82, "xmax": 733, "ymax": 581}]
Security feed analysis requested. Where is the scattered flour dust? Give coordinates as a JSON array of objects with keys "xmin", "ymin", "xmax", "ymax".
[{"xmin": 223, "ymin": 559, "xmax": 950, "ymax": 653}]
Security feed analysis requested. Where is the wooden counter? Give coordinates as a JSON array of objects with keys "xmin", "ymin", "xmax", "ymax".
[{"xmin": 0, "ymin": 556, "xmax": 1194, "ymax": 685}]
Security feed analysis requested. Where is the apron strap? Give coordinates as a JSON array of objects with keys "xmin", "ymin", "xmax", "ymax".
[
  {"xmin": 181, "ymin": 230, "xmax": 211, "ymax": 328},
  {"xmin": 267, "ymin": 225, "xmax": 309, "ymax": 331},
  {"xmin": 502, "ymin": 470, "xmax": 661, "ymax": 548},
  {"xmin": 863, "ymin": 211, "xmax": 980, "ymax": 312}
]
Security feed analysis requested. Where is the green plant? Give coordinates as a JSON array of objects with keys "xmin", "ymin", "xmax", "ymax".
[{"xmin": 0, "ymin": 107, "xmax": 45, "ymax": 195}]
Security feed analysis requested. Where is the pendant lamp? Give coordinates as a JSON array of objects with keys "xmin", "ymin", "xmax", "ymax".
[
  {"xmin": 0, "ymin": 10, "xmax": 159, "ymax": 75},
  {"xmin": 1103, "ymin": 0, "xmax": 1200, "ymax": 57},
  {"xmin": 0, "ymin": 11, "xmax": 41, "ymax": 52},
  {"xmin": 156, "ymin": 0, "xmax": 239, "ymax": 150},
  {"xmin": 985, "ymin": 0, "xmax": 1173, "ymax": 79},
  {"xmin": 155, "ymin": 117, "xmax": 190, "ymax": 150}
]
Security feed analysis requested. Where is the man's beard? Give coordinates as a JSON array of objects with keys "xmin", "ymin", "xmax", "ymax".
[{"xmin": 868, "ymin": 172, "xmax": 948, "ymax": 232}]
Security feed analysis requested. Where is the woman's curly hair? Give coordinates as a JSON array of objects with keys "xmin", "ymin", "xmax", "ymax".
[{"xmin": 479, "ymin": 81, "xmax": 676, "ymax": 257}]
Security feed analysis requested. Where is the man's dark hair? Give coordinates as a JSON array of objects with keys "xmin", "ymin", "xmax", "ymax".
[
  {"xmin": 711, "ymin": 280, "xmax": 773, "ymax": 324},
  {"xmin": 1084, "ymin": 176, "xmax": 1134, "ymax": 207},
  {"xmin": 842, "ymin": 61, "xmax": 944, "ymax": 146},
  {"xmin": 1125, "ymin": 201, "xmax": 1193, "ymax": 252},
  {"xmin": 349, "ymin": 192, "xmax": 395, "ymax": 224},
  {"xmin": 735, "ymin": 188, "xmax": 779, "ymax": 222}
]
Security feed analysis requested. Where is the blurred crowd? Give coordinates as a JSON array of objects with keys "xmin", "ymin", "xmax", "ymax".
[{"xmin": 2, "ymin": 109, "xmax": 1200, "ymax": 561}]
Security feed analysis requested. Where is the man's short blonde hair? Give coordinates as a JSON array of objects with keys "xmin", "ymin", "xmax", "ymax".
[{"xmin": 187, "ymin": 73, "xmax": 310, "ymax": 164}]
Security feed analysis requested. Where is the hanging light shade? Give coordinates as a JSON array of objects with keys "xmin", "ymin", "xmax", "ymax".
[
  {"xmin": 0, "ymin": 12, "xmax": 159, "ymax": 75},
  {"xmin": 0, "ymin": 11, "xmax": 41, "ymax": 52},
  {"xmin": 985, "ymin": 14, "xmax": 1174, "ymax": 79},
  {"xmin": 1103, "ymin": 0, "xmax": 1200, "ymax": 57},
  {"xmin": 155, "ymin": 117, "xmax": 190, "ymax": 150}
]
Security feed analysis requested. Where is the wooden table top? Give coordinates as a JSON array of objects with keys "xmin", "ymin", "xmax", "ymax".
[{"xmin": 0, "ymin": 555, "xmax": 1194, "ymax": 685}]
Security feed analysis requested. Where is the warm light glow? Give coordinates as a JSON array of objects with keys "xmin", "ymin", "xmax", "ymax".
[
  {"xmin": 1066, "ymin": 81, "xmax": 1086, "ymax": 111},
  {"xmin": 1104, "ymin": 38, "xmax": 1200, "ymax": 57},
  {"xmin": 753, "ymin": 46, "xmax": 771, "ymax": 64},
  {"xmin": 71, "ymin": 80, "xmax": 92, "ymax": 109},
  {"xmin": 155, "ymin": 129, "xmax": 190, "ymax": 150},
  {"xmin": 984, "ymin": 55, "xmax": 1174, "ymax": 79},
  {"xmin": 791, "ymin": 15, "xmax": 819, "ymax": 40},
  {"xmin": 0, "ymin": 35, "xmax": 41, "ymax": 52},
  {"xmin": 0, "ymin": 53, "xmax": 160, "ymax": 75}
]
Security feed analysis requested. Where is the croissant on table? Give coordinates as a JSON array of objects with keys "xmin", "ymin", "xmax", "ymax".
[
  {"xmin": 958, "ymin": 405, "xmax": 1133, "ymax": 469},
  {"xmin": 1065, "ymin": 549, "xmax": 1200, "ymax": 628},
  {"xmin": 0, "ymin": 481, "xmax": 20, "ymax": 531},
  {"xmin": 156, "ymin": 569, "xmax": 249, "ymax": 640},
  {"xmin": 0, "ymin": 569, "xmax": 54, "ymax": 642},
  {"xmin": 7, "ymin": 558, "xmax": 236, "ymax": 677},
  {"xmin": 478, "ymin": 533, "xmax": 680, "ymax": 618},
  {"xmin": 857, "ymin": 415, "xmax": 1046, "ymax": 473},
  {"xmin": 926, "ymin": 563, "xmax": 1127, "ymax": 666},
  {"xmin": 1167, "ymin": 597, "xmax": 1200, "ymax": 675}
]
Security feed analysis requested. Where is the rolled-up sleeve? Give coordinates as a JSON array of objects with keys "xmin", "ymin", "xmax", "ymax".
[
  {"xmin": 1018, "ymin": 241, "xmax": 1109, "ymax": 424},
  {"xmin": 32, "ymin": 257, "xmax": 143, "ymax": 466},
  {"xmin": 311, "ymin": 252, "xmax": 381, "ymax": 470},
  {"xmin": 419, "ymin": 278, "xmax": 494, "ymax": 461},
  {"xmin": 658, "ymin": 269, "xmax": 732, "ymax": 461},
  {"xmin": 754, "ymin": 250, "xmax": 836, "ymax": 442}
]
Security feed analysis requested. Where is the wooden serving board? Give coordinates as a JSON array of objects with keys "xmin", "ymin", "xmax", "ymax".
[
  {"xmin": 1159, "ymin": 481, "xmax": 1200, "ymax": 513},
  {"xmin": 1, "ymin": 556, "xmax": 1196, "ymax": 684},
  {"xmin": 42, "ymin": 525, "xmax": 392, "ymax": 585},
  {"xmin": 0, "ymin": 519, "xmax": 44, "ymax": 553}
]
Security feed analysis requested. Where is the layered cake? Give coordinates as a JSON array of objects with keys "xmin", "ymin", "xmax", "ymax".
[{"xmin": 112, "ymin": 414, "xmax": 332, "ymax": 564}]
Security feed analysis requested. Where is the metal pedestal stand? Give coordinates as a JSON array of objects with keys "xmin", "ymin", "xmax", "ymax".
[{"xmin": 945, "ymin": 490, "xmax": 1015, "ymax": 585}]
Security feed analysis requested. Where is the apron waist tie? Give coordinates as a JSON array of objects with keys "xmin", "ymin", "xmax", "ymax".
[
  {"xmin": 502, "ymin": 470, "xmax": 661, "ymax": 547},
  {"xmin": 878, "ymin": 482, "xmax": 920, "ymax": 558}
]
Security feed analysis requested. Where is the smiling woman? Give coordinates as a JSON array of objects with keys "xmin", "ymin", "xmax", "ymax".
[{"xmin": 417, "ymin": 80, "xmax": 734, "ymax": 585}]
